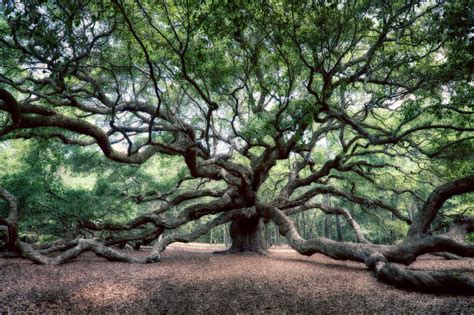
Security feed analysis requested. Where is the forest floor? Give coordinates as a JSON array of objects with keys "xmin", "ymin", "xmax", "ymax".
[{"xmin": 1, "ymin": 243, "xmax": 473, "ymax": 314}]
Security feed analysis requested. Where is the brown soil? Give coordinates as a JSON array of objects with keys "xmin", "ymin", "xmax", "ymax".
[{"xmin": 1, "ymin": 244, "xmax": 473, "ymax": 314}]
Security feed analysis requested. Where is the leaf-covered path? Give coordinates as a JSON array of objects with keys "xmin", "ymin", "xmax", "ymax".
[{"xmin": 1, "ymin": 244, "xmax": 472, "ymax": 313}]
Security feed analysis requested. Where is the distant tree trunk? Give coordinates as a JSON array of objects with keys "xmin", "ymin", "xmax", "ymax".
[
  {"xmin": 296, "ymin": 213, "xmax": 301, "ymax": 236},
  {"xmin": 323, "ymin": 195, "xmax": 332, "ymax": 239},
  {"xmin": 274, "ymin": 224, "xmax": 280, "ymax": 245},
  {"xmin": 301, "ymin": 212, "xmax": 307, "ymax": 239},
  {"xmin": 324, "ymin": 215, "xmax": 332, "ymax": 239},
  {"xmin": 308, "ymin": 220, "xmax": 313, "ymax": 240},
  {"xmin": 265, "ymin": 222, "xmax": 271, "ymax": 247},
  {"xmin": 227, "ymin": 217, "xmax": 267, "ymax": 254},
  {"xmin": 223, "ymin": 224, "xmax": 228, "ymax": 247},
  {"xmin": 336, "ymin": 215, "xmax": 343, "ymax": 241},
  {"xmin": 389, "ymin": 212, "xmax": 396, "ymax": 242}
]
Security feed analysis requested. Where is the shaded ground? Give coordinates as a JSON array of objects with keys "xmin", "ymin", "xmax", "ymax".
[{"xmin": 1, "ymin": 243, "xmax": 473, "ymax": 313}]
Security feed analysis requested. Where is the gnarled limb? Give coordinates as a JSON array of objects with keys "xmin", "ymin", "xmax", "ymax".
[
  {"xmin": 260, "ymin": 203, "xmax": 474, "ymax": 293},
  {"xmin": 261, "ymin": 205, "xmax": 381, "ymax": 261},
  {"xmin": 383, "ymin": 234, "xmax": 474, "ymax": 265},
  {"xmin": 17, "ymin": 239, "xmax": 159, "ymax": 265}
]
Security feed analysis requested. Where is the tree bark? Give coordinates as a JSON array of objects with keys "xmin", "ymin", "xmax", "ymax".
[{"xmin": 227, "ymin": 217, "xmax": 267, "ymax": 254}]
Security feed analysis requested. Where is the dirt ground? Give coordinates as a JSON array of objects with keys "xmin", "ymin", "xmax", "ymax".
[{"xmin": 0, "ymin": 243, "xmax": 473, "ymax": 314}]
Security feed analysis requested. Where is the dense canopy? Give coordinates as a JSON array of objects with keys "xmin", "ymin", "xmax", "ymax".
[{"xmin": 0, "ymin": 0, "xmax": 473, "ymax": 293}]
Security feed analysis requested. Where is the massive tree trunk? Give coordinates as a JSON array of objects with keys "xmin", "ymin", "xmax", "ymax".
[{"xmin": 227, "ymin": 217, "xmax": 267, "ymax": 254}]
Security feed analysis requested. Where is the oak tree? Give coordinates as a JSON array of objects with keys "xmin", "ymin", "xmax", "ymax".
[{"xmin": 0, "ymin": 0, "xmax": 473, "ymax": 293}]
